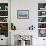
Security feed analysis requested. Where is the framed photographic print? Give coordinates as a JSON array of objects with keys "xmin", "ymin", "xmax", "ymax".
[{"xmin": 17, "ymin": 10, "xmax": 29, "ymax": 19}]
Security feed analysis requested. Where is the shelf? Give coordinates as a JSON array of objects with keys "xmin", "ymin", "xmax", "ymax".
[
  {"xmin": 38, "ymin": 10, "xmax": 46, "ymax": 11},
  {"xmin": 38, "ymin": 37, "xmax": 46, "ymax": 39},
  {"xmin": 38, "ymin": 28, "xmax": 46, "ymax": 29},
  {"xmin": 0, "ymin": 10, "xmax": 8, "ymax": 11},
  {"xmin": 0, "ymin": 22, "xmax": 8, "ymax": 23},
  {"xmin": 38, "ymin": 22, "xmax": 46, "ymax": 23},
  {"xmin": 0, "ymin": 16, "xmax": 8, "ymax": 17},
  {"xmin": 38, "ymin": 15, "xmax": 46, "ymax": 17}
]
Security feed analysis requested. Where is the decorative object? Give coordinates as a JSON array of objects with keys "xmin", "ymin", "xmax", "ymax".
[
  {"xmin": 5, "ymin": 6, "xmax": 8, "ymax": 10},
  {"xmin": 0, "ymin": 6, "xmax": 1, "ymax": 10},
  {"xmin": 0, "ymin": 11, "xmax": 8, "ymax": 16},
  {"xmin": 29, "ymin": 25, "xmax": 35, "ymax": 30},
  {"xmin": 40, "ymin": 8, "xmax": 44, "ymax": 10},
  {"xmin": 15, "ymin": 35, "xmax": 32, "ymax": 46},
  {"xmin": 11, "ymin": 23, "xmax": 16, "ymax": 30},
  {"xmin": 38, "ymin": 23, "xmax": 46, "ymax": 28},
  {"xmin": 39, "ymin": 29, "xmax": 46, "ymax": 37},
  {"xmin": 38, "ymin": 3, "xmax": 46, "ymax": 10},
  {"xmin": 17, "ymin": 10, "xmax": 29, "ymax": 19},
  {"xmin": 0, "ymin": 23, "xmax": 8, "ymax": 37},
  {"xmin": 0, "ymin": 17, "xmax": 8, "ymax": 22},
  {"xmin": 38, "ymin": 17, "xmax": 46, "ymax": 22},
  {"xmin": 42, "ymin": 12, "xmax": 45, "ymax": 15}
]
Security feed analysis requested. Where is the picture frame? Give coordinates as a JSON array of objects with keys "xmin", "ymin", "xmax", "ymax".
[{"xmin": 17, "ymin": 10, "xmax": 29, "ymax": 19}]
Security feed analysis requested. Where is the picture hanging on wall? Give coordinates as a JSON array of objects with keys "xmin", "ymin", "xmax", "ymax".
[{"xmin": 17, "ymin": 10, "xmax": 29, "ymax": 19}]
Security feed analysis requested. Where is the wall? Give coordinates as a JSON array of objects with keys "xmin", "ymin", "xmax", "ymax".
[
  {"xmin": 11, "ymin": 0, "xmax": 46, "ymax": 46},
  {"xmin": 11, "ymin": 0, "xmax": 46, "ymax": 30},
  {"xmin": 11, "ymin": 0, "xmax": 38, "ymax": 30}
]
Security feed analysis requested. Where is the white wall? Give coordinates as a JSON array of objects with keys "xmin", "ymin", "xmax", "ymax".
[
  {"xmin": 11, "ymin": 0, "xmax": 46, "ymax": 30},
  {"xmin": 11, "ymin": 0, "xmax": 46, "ymax": 46},
  {"xmin": 11, "ymin": 0, "xmax": 38, "ymax": 30}
]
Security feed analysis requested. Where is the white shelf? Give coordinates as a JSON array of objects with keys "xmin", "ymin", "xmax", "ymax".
[
  {"xmin": 38, "ymin": 10, "xmax": 46, "ymax": 11},
  {"xmin": 0, "ymin": 10, "xmax": 8, "ymax": 11},
  {"xmin": 0, "ymin": 16, "xmax": 8, "ymax": 17},
  {"xmin": 38, "ymin": 28, "xmax": 46, "ymax": 29},
  {"xmin": 0, "ymin": 22, "xmax": 8, "ymax": 23},
  {"xmin": 38, "ymin": 22, "xmax": 46, "ymax": 23},
  {"xmin": 38, "ymin": 16, "xmax": 46, "ymax": 17}
]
